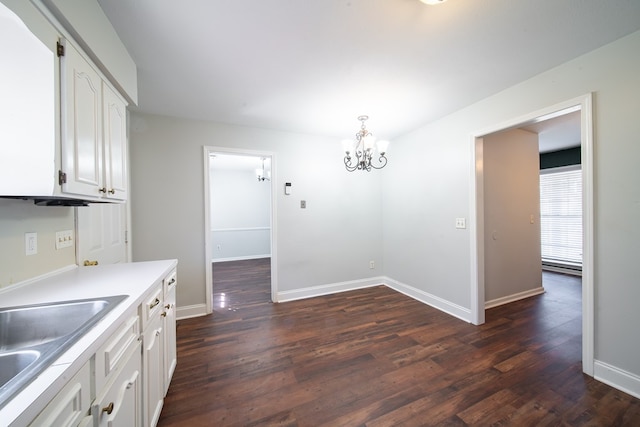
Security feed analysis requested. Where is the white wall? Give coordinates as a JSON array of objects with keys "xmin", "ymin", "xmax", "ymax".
[
  {"xmin": 0, "ymin": 199, "xmax": 75, "ymax": 287},
  {"xmin": 383, "ymin": 30, "xmax": 640, "ymax": 384},
  {"xmin": 210, "ymin": 168, "xmax": 271, "ymax": 261},
  {"xmin": 129, "ymin": 115, "xmax": 384, "ymax": 308},
  {"xmin": 483, "ymin": 129, "xmax": 541, "ymax": 304}
]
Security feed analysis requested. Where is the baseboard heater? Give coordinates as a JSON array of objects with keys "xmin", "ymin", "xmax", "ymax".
[{"xmin": 542, "ymin": 260, "xmax": 582, "ymax": 277}]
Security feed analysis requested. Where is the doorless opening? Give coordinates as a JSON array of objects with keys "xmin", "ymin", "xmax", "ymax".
[
  {"xmin": 203, "ymin": 147, "xmax": 278, "ymax": 314},
  {"xmin": 469, "ymin": 94, "xmax": 594, "ymax": 376}
]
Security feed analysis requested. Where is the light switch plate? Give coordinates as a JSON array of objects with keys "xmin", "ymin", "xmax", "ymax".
[
  {"xmin": 55, "ymin": 230, "xmax": 74, "ymax": 249},
  {"xmin": 455, "ymin": 218, "xmax": 466, "ymax": 229},
  {"xmin": 25, "ymin": 232, "xmax": 37, "ymax": 255}
]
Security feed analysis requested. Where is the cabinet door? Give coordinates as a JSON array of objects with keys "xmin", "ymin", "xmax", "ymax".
[
  {"xmin": 163, "ymin": 274, "xmax": 177, "ymax": 394},
  {"xmin": 30, "ymin": 362, "xmax": 91, "ymax": 427},
  {"xmin": 61, "ymin": 40, "xmax": 103, "ymax": 198},
  {"xmin": 102, "ymin": 82, "xmax": 128, "ymax": 201},
  {"xmin": 95, "ymin": 342, "xmax": 142, "ymax": 427},
  {"xmin": 143, "ymin": 314, "xmax": 164, "ymax": 427}
]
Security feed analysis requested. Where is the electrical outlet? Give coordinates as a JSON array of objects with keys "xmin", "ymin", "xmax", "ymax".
[
  {"xmin": 25, "ymin": 232, "xmax": 37, "ymax": 255},
  {"xmin": 369, "ymin": 260, "xmax": 375, "ymax": 269},
  {"xmin": 300, "ymin": 200, "xmax": 306, "ymax": 209},
  {"xmin": 455, "ymin": 218, "xmax": 466, "ymax": 229}
]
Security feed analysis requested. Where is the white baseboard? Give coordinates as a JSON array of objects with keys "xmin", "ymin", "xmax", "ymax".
[
  {"xmin": 383, "ymin": 277, "xmax": 472, "ymax": 323},
  {"xmin": 594, "ymin": 360, "xmax": 640, "ymax": 399},
  {"xmin": 485, "ymin": 287, "xmax": 545, "ymax": 309},
  {"xmin": 176, "ymin": 303, "xmax": 208, "ymax": 320},
  {"xmin": 276, "ymin": 276, "xmax": 471, "ymax": 323},
  {"xmin": 276, "ymin": 277, "xmax": 384, "ymax": 303},
  {"xmin": 212, "ymin": 255, "xmax": 270, "ymax": 263}
]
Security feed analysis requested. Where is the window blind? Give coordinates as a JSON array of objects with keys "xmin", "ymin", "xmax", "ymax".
[{"xmin": 539, "ymin": 167, "xmax": 582, "ymax": 266}]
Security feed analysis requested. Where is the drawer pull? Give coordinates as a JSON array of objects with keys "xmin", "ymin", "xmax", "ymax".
[
  {"xmin": 83, "ymin": 260, "xmax": 99, "ymax": 266},
  {"xmin": 165, "ymin": 304, "xmax": 171, "ymax": 309},
  {"xmin": 149, "ymin": 298, "xmax": 160, "ymax": 309},
  {"xmin": 168, "ymin": 277, "xmax": 176, "ymax": 285},
  {"xmin": 161, "ymin": 312, "xmax": 167, "ymax": 317},
  {"xmin": 102, "ymin": 402, "xmax": 114, "ymax": 414}
]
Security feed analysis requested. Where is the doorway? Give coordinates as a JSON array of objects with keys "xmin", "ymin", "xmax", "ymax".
[
  {"xmin": 470, "ymin": 94, "xmax": 594, "ymax": 375},
  {"xmin": 203, "ymin": 147, "xmax": 277, "ymax": 315}
]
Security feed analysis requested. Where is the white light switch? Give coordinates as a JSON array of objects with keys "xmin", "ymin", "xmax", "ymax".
[
  {"xmin": 55, "ymin": 230, "xmax": 74, "ymax": 249},
  {"xmin": 455, "ymin": 218, "xmax": 466, "ymax": 229}
]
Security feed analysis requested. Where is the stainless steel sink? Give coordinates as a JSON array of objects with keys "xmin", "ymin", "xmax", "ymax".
[{"xmin": 0, "ymin": 295, "xmax": 127, "ymax": 409}]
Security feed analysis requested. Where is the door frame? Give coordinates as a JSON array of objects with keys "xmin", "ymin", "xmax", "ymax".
[
  {"xmin": 202, "ymin": 146, "xmax": 278, "ymax": 314},
  {"xmin": 469, "ymin": 93, "xmax": 594, "ymax": 375}
]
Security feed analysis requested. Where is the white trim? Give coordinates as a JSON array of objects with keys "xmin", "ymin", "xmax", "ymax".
[
  {"xmin": 211, "ymin": 227, "xmax": 270, "ymax": 232},
  {"xmin": 212, "ymin": 255, "xmax": 270, "ymax": 263},
  {"xmin": 277, "ymin": 278, "xmax": 383, "ymax": 302},
  {"xmin": 176, "ymin": 303, "xmax": 208, "ymax": 320},
  {"xmin": 484, "ymin": 287, "xmax": 545, "ymax": 309},
  {"xmin": 594, "ymin": 360, "xmax": 640, "ymax": 400},
  {"xmin": 385, "ymin": 277, "xmax": 472, "ymax": 322},
  {"xmin": 0, "ymin": 264, "xmax": 77, "ymax": 294},
  {"xmin": 470, "ymin": 93, "xmax": 594, "ymax": 376},
  {"xmin": 203, "ymin": 146, "xmax": 277, "ymax": 312}
]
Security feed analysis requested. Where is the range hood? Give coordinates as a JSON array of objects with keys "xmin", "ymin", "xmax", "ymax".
[{"xmin": 0, "ymin": 196, "xmax": 93, "ymax": 207}]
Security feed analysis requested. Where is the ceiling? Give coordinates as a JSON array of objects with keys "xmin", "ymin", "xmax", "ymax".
[
  {"xmin": 522, "ymin": 110, "xmax": 581, "ymax": 153},
  {"xmin": 97, "ymin": 0, "xmax": 640, "ymax": 141}
]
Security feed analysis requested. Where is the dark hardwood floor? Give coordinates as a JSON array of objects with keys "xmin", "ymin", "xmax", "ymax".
[{"xmin": 158, "ymin": 263, "xmax": 640, "ymax": 426}]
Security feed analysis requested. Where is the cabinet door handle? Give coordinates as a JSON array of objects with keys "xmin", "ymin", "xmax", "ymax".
[
  {"xmin": 98, "ymin": 187, "xmax": 107, "ymax": 193},
  {"xmin": 161, "ymin": 312, "xmax": 167, "ymax": 317},
  {"xmin": 149, "ymin": 298, "xmax": 160, "ymax": 309},
  {"xmin": 168, "ymin": 277, "xmax": 176, "ymax": 285},
  {"xmin": 165, "ymin": 304, "xmax": 171, "ymax": 309},
  {"xmin": 108, "ymin": 188, "xmax": 115, "ymax": 194},
  {"xmin": 102, "ymin": 402, "xmax": 114, "ymax": 414}
]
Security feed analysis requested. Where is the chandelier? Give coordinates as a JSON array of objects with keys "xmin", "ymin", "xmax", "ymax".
[
  {"xmin": 342, "ymin": 115, "xmax": 389, "ymax": 172},
  {"xmin": 255, "ymin": 157, "xmax": 270, "ymax": 182}
]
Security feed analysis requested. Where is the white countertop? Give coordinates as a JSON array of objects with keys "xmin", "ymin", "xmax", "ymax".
[{"xmin": 0, "ymin": 259, "xmax": 178, "ymax": 427}]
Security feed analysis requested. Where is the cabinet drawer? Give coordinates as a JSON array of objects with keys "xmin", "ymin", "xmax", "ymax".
[
  {"xmin": 95, "ymin": 312, "xmax": 140, "ymax": 393},
  {"xmin": 30, "ymin": 362, "xmax": 91, "ymax": 427},
  {"xmin": 141, "ymin": 285, "xmax": 163, "ymax": 329},
  {"xmin": 163, "ymin": 269, "xmax": 177, "ymax": 295}
]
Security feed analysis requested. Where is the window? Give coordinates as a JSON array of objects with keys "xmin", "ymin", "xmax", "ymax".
[{"xmin": 539, "ymin": 166, "xmax": 582, "ymax": 267}]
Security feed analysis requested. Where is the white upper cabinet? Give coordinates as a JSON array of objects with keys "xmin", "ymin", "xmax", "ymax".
[
  {"xmin": 0, "ymin": 0, "xmax": 134, "ymax": 204},
  {"xmin": 61, "ymin": 40, "xmax": 102, "ymax": 198},
  {"xmin": 60, "ymin": 39, "xmax": 128, "ymax": 202},
  {"xmin": 103, "ymin": 82, "xmax": 128, "ymax": 201},
  {"xmin": 0, "ymin": 1, "xmax": 56, "ymax": 197}
]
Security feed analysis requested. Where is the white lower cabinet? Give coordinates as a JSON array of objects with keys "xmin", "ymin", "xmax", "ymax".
[
  {"xmin": 163, "ymin": 271, "xmax": 177, "ymax": 394},
  {"xmin": 30, "ymin": 362, "xmax": 91, "ymax": 427},
  {"xmin": 143, "ymin": 311, "xmax": 164, "ymax": 427},
  {"xmin": 92, "ymin": 342, "xmax": 142, "ymax": 427},
  {"xmin": 90, "ymin": 312, "xmax": 142, "ymax": 427},
  {"xmin": 27, "ymin": 269, "xmax": 177, "ymax": 427},
  {"xmin": 141, "ymin": 267, "xmax": 178, "ymax": 427}
]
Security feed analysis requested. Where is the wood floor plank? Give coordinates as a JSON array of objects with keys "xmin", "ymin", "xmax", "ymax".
[{"xmin": 158, "ymin": 264, "xmax": 640, "ymax": 426}]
